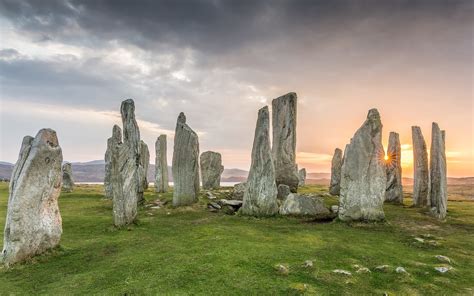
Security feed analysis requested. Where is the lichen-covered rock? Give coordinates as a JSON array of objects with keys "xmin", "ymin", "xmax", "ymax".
[
  {"xmin": 241, "ymin": 106, "xmax": 279, "ymax": 216},
  {"xmin": 385, "ymin": 132, "xmax": 403, "ymax": 204},
  {"xmin": 104, "ymin": 125, "xmax": 122, "ymax": 199},
  {"xmin": 62, "ymin": 162, "xmax": 74, "ymax": 193},
  {"xmin": 111, "ymin": 99, "xmax": 141, "ymax": 226},
  {"xmin": 3, "ymin": 129, "xmax": 63, "ymax": 266},
  {"xmin": 155, "ymin": 135, "xmax": 169, "ymax": 193},
  {"xmin": 329, "ymin": 148, "xmax": 343, "ymax": 196},
  {"xmin": 277, "ymin": 184, "xmax": 291, "ymax": 200},
  {"xmin": 272, "ymin": 92, "xmax": 299, "ymax": 192},
  {"xmin": 412, "ymin": 126, "xmax": 429, "ymax": 207},
  {"xmin": 279, "ymin": 194, "xmax": 330, "ymax": 217},
  {"xmin": 298, "ymin": 168, "xmax": 306, "ymax": 186},
  {"xmin": 200, "ymin": 151, "xmax": 224, "ymax": 190},
  {"xmin": 172, "ymin": 112, "xmax": 200, "ymax": 207},
  {"xmin": 137, "ymin": 140, "xmax": 150, "ymax": 205},
  {"xmin": 338, "ymin": 109, "xmax": 386, "ymax": 222},
  {"xmin": 429, "ymin": 123, "xmax": 447, "ymax": 219},
  {"xmin": 232, "ymin": 182, "xmax": 246, "ymax": 200}
]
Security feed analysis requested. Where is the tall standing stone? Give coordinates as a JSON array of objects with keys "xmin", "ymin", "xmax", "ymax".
[
  {"xmin": 155, "ymin": 135, "xmax": 169, "ymax": 193},
  {"xmin": 329, "ymin": 148, "xmax": 343, "ymax": 196},
  {"xmin": 272, "ymin": 92, "xmax": 299, "ymax": 192},
  {"xmin": 111, "ymin": 99, "xmax": 141, "ymax": 226},
  {"xmin": 338, "ymin": 109, "xmax": 386, "ymax": 222},
  {"xmin": 298, "ymin": 168, "xmax": 306, "ymax": 186},
  {"xmin": 412, "ymin": 126, "xmax": 429, "ymax": 207},
  {"xmin": 200, "ymin": 151, "xmax": 224, "ymax": 190},
  {"xmin": 241, "ymin": 106, "xmax": 279, "ymax": 216},
  {"xmin": 429, "ymin": 123, "xmax": 447, "ymax": 219},
  {"xmin": 3, "ymin": 129, "xmax": 63, "ymax": 266},
  {"xmin": 172, "ymin": 112, "xmax": 200, "ymax": 206},
  {"xmin": 137, "ymin": 140, "xmax": 150, "ymax": 205},
  {"xmin": 104, "ymin": 125, "xmax": 122, "ymax": 199},
  {"xmin": 385, "ymin": 132, "xmax": 403, "ymax": 204},
  {"xmin": 62, "ymin": 162, "xmax": 74, "ymax": 193}
]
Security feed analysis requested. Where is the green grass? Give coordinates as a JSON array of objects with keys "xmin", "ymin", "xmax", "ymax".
[{"xmin": 0, "ymin": 183, "xmax": 473, "ymax": 295}]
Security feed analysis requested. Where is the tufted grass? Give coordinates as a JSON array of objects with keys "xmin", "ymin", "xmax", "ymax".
[{"xmin": 0, "ymin": 182, "xmax": 473, "ymax": 295}]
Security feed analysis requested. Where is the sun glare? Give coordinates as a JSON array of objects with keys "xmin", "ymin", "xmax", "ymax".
[{"xmin": 384, "ymin": 155, "xmax": 389, "ymax": 161}]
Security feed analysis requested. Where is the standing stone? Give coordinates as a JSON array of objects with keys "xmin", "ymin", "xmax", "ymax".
[
  {"xmin": 298, "ymin": 168, "xmax": 306, "ymax": 186},
  {"xmin": 277, "ymin": 184, "xmax": 291, "ymax": 201},
  {"xmin": 137, "ymin": 140, "xmax": 150, "ymax": 205},
  {"xmin": 329, "ymin": 148, "xmax": 343, "ymax": 196},
  {"xmin": 412, "ymin": 126, "xmax": 429, "ymax": 207},
  {"xmin": 104, "ymin": 125, "xmax": 122, "ymax": 199},
  {"xmin": 241, "ymin": 106, "xmax": 279, "ymax": 216},
  {"xmin": 385, "ymin": 132, "xmax": 403, "ymax": 204},
  {"xmin": 200, "ymin": 151, "xmax": 224, "ymax": 190},
  {"xmin": 429, "ymin": 123, "xmax": 447, "ymax": 219},
  {"xmin": 172, "ymin": 112, "xmax": 200, "ymax": 207},
  {"xmin": 62, "ymin": 162, "xmax": 74, "ymax": 193},
  {"xmin": 272, "ymin": 92, "xmax": 299, "ymax": 192},
  {"xmin": 111, "ymin": 99, "xmax": 141, "ymax": 226},
  {"xmin": 338, "ymin": 109, "xmax": 386, "ymax": 221},
  {"xmin": 155, "ymin": 135, "xmax": 169, "ymax": 193},
  {"xmin": 3, "ymin": 129, "xmax": 63, "ymax": 266}
]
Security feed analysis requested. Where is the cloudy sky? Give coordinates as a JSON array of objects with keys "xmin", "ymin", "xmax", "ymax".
[{"xmin": 0, "ymin": 0, "xmax": 472, "ymax": 176}]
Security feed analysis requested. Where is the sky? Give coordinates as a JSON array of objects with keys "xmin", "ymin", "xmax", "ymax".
[{"xmin": 0, "ymin": 0, "xmax": 472, "ymax": 177}]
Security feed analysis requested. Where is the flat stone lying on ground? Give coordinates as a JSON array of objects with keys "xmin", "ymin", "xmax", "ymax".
[
  {"xmin": 279, "ymin": 194, "xmax": 331, "ymax": 218},
  {"xmin": 2, "ymin": 129, "xmax": 63, "ymax": 266}
]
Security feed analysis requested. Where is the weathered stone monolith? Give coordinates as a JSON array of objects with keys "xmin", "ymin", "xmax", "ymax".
[
  {"xmin": 155, "ymin": 135, "xmax": 169, "ymax": 193},
  {"xmin": 298, "ymin": 168, "xmax": 306, "ymax": 186},
  {"xmin": 200, "ymin": 151, "xmax": 224, "ymax": 190},
  {"xmin": 385, "ymin": 132, "xmax": 403, "ymax": 204},
  {"xmin": 62, "ymin": 162, "xmax": 74, "ymax": 193},
  {"xmin": 429, "ymin": 123, "xmax": 447, "ymax": 219},
  {"xmin": 412, "ymin": 126, "xmax": 429, "ymax": 207},
  {"xmin": 111, "ymin": 99, "xmax": 141, "ymax": 226},
  {"xmin": 272, "ymin": 92, "xmax": 299, "ymax": 192},
  {"xmin": 3, "ymin": 129, "xmax": 63, "ymax": 266},
  {"xmin": 241, "ymin": 106, "xmax": 279, "ymax": 216},
  {"xmin": 232, "ymin": 182, "xmax": 246, "ymax": 200},
  {"xmin": 329, "ymin": 148, "xmax": 343, "ymax": 196},
  {"xmin": 172, "ymin": 112, "xmax": 200, "ymax": 206},
  {"xmin": 137, "ymin": 140, "xmax": 149, "ymax": 205},
  {"xmin": 338, "ymin": 109, "xmax": 386, "ymax": 222},
  {"xmin": 104, "ymin": 125, "xmax": 122, "ymax": 199}
]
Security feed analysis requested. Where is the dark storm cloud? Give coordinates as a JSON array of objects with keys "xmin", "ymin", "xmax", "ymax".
[{"xmin": 1, "ymin": 0, "xmax": 471, "ymax": 56}]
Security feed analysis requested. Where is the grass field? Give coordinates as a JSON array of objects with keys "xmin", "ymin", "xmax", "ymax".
[{"xmin": 0, "ymin": 182, "xmax": 473, "ymax": 295}]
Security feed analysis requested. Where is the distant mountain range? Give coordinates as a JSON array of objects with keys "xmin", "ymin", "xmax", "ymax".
[{"xmin": 0, "ymin": 160, "xmax": 472, "ymax": 185}]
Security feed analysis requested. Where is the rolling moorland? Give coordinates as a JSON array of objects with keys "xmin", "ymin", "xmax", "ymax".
[{"xmin": 0, "ymin": 182, "xmax": 472, "ymax": 295}]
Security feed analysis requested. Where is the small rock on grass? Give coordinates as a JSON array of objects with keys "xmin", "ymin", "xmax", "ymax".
[
  {"xmin": 375, "ymin": 265, "xmax": 391, "ymax": 272},
  {"xmin": 434, "ymin": 266, "xmax": 452, "ymax": 273},
  {"xmin": 435, "ymin": 255, "xmax": 451, "ymax": 264},
  {"xmin": 414, "ymin": 237, "xmax": 425, "ymax": 243},
  {"xmin": 396, "ymin": 267, "xmax": 408, "ymax": 274},
  {"xmin": 356, "ymin": 267, "xmax": 371, "ymax": 274},
  {"xmin": 275, "ymin": 264, "xmax": 289, "ymax": 276},
  {"xmin": 303, "ymin": 260, "xmax": 313, "ymax": 268},
  {"xmin": 332, "ymin": 269, "xmax": 352, "ymax": 276}
]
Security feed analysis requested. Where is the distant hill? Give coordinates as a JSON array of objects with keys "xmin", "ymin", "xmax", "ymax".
[{"xmin": 0, "ymin": 160, "xmax": 472, "ymax": 185}]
